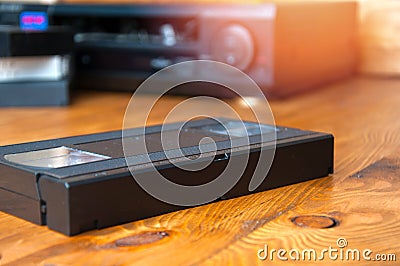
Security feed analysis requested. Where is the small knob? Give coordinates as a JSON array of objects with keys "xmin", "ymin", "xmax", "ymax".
[
  {"xmin": 160, "ymin": 24, "xmax": 176, "ymax": 46},
  {"xmin": 210, "ymin": 24, "xmax": 254, "ymax": 71}
]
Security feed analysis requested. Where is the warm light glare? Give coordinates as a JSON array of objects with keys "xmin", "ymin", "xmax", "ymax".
[{"xmin": 239, "ymin": 97, "xmax": 262, "ymax": 108}]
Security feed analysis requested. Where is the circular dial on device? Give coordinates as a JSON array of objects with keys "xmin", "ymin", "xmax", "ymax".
[{"xmin": 210, "ymin": 24, "xmax": 254, "ymax": 71}]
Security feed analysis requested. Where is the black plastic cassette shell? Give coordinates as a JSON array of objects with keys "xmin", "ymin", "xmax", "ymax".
[{"xmin": 0, "ymin": 119, "xmax": 333, "ymax": 235}]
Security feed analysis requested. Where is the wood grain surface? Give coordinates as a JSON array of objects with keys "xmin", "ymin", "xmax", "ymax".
[{"xmin": 0, "ymin": 77, "xmax": 399, "ymax": 265}]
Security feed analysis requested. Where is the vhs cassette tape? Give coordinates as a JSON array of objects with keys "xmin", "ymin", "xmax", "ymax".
[
  {"xmin": 0, "ymin": 118, "xmax": 333, "ymax": 235},
  {"xmin": 0, "ymin": 25, "xmax": 73, "ymax": 106},
  {"xmin": 0, "ymin": 55, "xmax": 69, "ymax": 82}
]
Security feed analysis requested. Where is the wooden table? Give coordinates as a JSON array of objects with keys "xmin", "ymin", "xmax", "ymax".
[{"xmin": 0, "ymin": 77, "xmax": 399, "ymax": 265}]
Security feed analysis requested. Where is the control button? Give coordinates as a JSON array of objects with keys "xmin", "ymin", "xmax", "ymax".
[
  {"xmin": 160, "ymin": 23, "xmax": 176, "ymax": 46},
  {"xmin": 210, "ymin": 24, "xmax": 254, "ymax": 71},
  {"xmin": 150, "ymin": 57, "xmax": 173, "ymax": 69}
]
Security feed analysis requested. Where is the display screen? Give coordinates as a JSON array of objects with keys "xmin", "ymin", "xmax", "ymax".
[{"xmin": 20, "ymin": 11, "xmax": 48, "ymax": 31}]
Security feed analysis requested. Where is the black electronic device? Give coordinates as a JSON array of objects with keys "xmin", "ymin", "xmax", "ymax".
[
  {"xmin": 0, "ymin": 118, "xmax": 333, "ymax": 235},
  {"xmin": 1, "ymin": 2, "xmax": 273, "ymax": 97},
  {"xmin": 0, "ymin": 2, "xmax": 48, "ymax": 28},
  {"xmin": 49, "ymin": 3, "xmax": 275, "ymax": 96},
  {"xmin": 0, "ymin": 25, "xmax": 74, "ymax": 57},
  {"xmin": 0, "ymin": 1, "xmax": 358, "ymax": 98}
]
